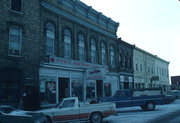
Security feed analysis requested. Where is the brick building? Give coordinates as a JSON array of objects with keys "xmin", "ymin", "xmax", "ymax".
[
  {"xmin": 117, "ymin": 38, "xmax": 134, "ymax": 90},
  {"xmin": 0, "ymin": 0, "xmax": 119, "ymax": 108},
  {"xmin": 171, "ymin": 76, "xmax": 180, "ymax": 90},
  {"xmin": 0, "ymin": 0, "xmax": 41, "ymax": 108}
]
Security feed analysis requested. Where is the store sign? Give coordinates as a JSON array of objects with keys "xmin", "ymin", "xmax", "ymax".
[
  {"xmin": 86, "ymin": 67, "xmax": 106, "ymax": 80},
  {"xmin": 49, "ymin": 56, "xmax": 102, "ymax": 69}
]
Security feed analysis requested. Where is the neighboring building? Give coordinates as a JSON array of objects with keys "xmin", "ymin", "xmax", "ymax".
[
  {"xmin": 155, "ymin": 56, "xmax": 170, "ymax": 91},
  {"xmin": 171, "ymin": 76, "xmax": 180, "ymax": 90},
  {"xmin": 0, "ymin": 0, "xmax": 119, "ymax": 108},
  {"xmin": 0, "ymin": 0, "xmax": 41, "ymax": 108},
  {"xmin": 133, "ymin": 47, "xmax": 170, "ymax": 91},
  {"xmin": 117, "ymin": 38, "xmax": 134, "ymax": 89}
]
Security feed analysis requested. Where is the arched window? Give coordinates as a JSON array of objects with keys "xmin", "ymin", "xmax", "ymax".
[
  {"xmin": 101, "ymin": 41, "xmax": 106, "ymax": 65},
  {"xmin": 63, "ymin": 29, "xmax": 71, "ymax": 58},
  {"xmin": 46, "ymin": 23, "xmax": 55, "ymax": 55},
  {"xmin": 90, "ymin": 38, "xmax": 96, "ymax": 63},
  {"xmin": 78, "ymin": 34, "xmax": 85, "ymax": 61},
  {"xmin": 110, "ymin": 45, "xmax": 115, "ymax": 67}
]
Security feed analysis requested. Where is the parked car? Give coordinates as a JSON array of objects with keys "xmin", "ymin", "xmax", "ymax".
[
  {"xmin": 163, "ymin": 93, "xmax": 176, "ymax": 104},
  {"xmin": 97, "ymin": 88, "xmax": 165, "ymax": 111},
  {"xmin": 168, "ymin": 90, "xmax": 180, "ymax": 99},
  {"xmin": 38, "ymin": 97, "xmax": 117, "ymax": 123},
  {"xmin": 0, "ymin": 105, "xmax": 49, "ymax": 123}
]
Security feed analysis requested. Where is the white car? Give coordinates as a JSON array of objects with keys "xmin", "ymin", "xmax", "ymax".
[
  {"xmin": 38, "ymin": 97, "xmax": 116, "ymax": 123},
  {"xmin": 0, "ymin": 105, "xmax": 49, "ymax": 123}
]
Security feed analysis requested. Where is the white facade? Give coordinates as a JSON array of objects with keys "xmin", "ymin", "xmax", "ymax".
[{"xmin": 133, "ymin": 47, "xmax": 170, "ymax": 91}]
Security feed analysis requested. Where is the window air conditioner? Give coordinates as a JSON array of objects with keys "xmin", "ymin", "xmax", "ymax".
[{"xmin": 9, "ymin": 49, "xmax": 20, "ymax": 55}]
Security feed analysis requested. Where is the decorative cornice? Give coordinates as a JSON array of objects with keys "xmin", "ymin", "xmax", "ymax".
[{"xmin": 41, "ymin": 1, "xmax": 118, "ymax": 39}]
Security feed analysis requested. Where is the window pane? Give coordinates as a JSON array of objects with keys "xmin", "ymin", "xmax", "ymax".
[
  {"xmin": 110, "ymin": 45, "xmax": 115, "ymax": 66},
  {"xmin": 40, "ymin": 77, "xmax": 56, "ymax": 105},
  {"xmin": 78, "ymin": 34, "xmax": 84, "ymax": 61},
  {"xmin": 101, "ymin": 42, "xmax": 106, "ymax": 65},
  {"xmin": 91, "ymin": 39, "xmax": 96, "ymax": 63},
  {"xmin": 11, "ymin": 0, "xmax": 21, "ymax": 12},
  {"xmin": 64, "ymin": 43, "xmax": 71, "ymax": 58},
  {"xmin": 9, "ymin": 27, "xmax": 21, "ymax": 50},
  {"xmin": 64, "ymin": 29, "xmax": 71, "ymax": 58},
  {"xmin": 46, "ymin": 23, "xmax": 54, "ymax": 55},
  {"xmin": 72, "ymin": 79, "xmax": 83, "ymax": 101},
  {"xmin": 86, "ymin": 81, "xmax": 95, "ymax": 100}
]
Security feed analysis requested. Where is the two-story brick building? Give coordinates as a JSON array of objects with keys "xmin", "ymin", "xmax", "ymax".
[
  {"xmin": 0, "ymin": 0, "xmax": 119, "ymax": 108},
  {"xmin": 117, "ymin": 38, "xmax": 134, "ymax": 90}
]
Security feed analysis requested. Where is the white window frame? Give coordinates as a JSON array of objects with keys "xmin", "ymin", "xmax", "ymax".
[
  {"xmin": 64, "ymin": 29, "xmax": 71, "ymax": 58},
  {"xmin": 46, "ymin": 23, "xmax": 55, "ymax": 55},
  {"xmin": 9, "ymin": 26, "xmax": 22, "ymax": 55}
]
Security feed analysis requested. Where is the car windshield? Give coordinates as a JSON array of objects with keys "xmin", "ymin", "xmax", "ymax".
[
  {"xmin": 0, "ymin": 106, "xmax": 17, "ymax": 114},
  {"xmin": 61, "ymin": 99, "xmax": 75, "ymax": 108}
]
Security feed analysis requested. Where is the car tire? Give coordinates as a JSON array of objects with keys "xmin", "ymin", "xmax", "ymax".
[
  {"xmin": 90, "ymin": 112, "xmax": 102, "ymax": 123},
  {"xmin": 146, "ymin": 102, "xmax": 155, "ymax": 111},
  {"xmin": 45, "ymin": 116, "xmax": 52, "ymax": 123}
]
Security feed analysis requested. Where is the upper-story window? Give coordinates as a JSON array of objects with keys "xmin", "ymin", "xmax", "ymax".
[
  {"xmin": 136, "ymin": 64, "xmax": 138, "ymax": 71},
  {"xmin": 110, "ymin": 45, "xmax": 115, "ymax": 67},
  {"xmin": 11, "ymin": 0, "xmax": 22, "ymax": 12},
  {"xmin": 46, "ymin": 23, "xmax": 55, "ymax": 55},
  {"xmin": 100, "ymin": 41, "xmax": 106, "ymax": 65},
  {"xmin": 9, "ymin": 26, "xmax": 22, "ymax": 55},
  {"xmin": 90, "ymin": 38, "xmax": 96, "ymax": 63},
  {"xmin": 140, "ymin": 64, "xmax": 143, "ymax": 72},
  {"xmin": 78, "ymin": 34, "xmax": 85, "ymax": 61},
  {"xmin": 63, "ymin": 29, "xmax": 71, "ymax": 58}
]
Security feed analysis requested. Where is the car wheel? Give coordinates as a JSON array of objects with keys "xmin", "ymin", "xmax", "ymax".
[
  {"xmin": 146, "ymin": 102, "xmax": 155, "ymax": 111},
  {"xmin": 90, "ymin": 112, "xmax": 102, "ymax": 123},
  {"xmin": 45, "ymin": 116, "xmax": 52, "ymax": 123}
]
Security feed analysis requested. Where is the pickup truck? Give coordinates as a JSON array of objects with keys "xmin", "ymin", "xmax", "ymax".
[
  {"xmin": 38, "ymin": 97, "xmax": 116, "ymax": 123},
  {"xmin": 97, "ymin": 88, "xmax": 165, "ymax": 111}
]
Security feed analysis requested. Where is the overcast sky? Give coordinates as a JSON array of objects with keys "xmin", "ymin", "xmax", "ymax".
[{"xmin": 81, "ymin": 0, "xmax": 180, "ymax": 77}]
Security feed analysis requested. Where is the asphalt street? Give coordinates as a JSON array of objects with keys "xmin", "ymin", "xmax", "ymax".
[{"xmin": 148, "ymin": 109, "xmax": 180, "ymax": 123}]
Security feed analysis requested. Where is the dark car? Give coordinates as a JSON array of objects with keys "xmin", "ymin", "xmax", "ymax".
[
  {"xmin": 0, "ymin": 105, "xmax": 49, "ymax": 123},
  {"xmin": 163, "ymin": 93, "xmax": 176, "ymax": 104},
  {"xmin": 168, "ymin": 90, "xmax": 180, "ymax": 99}
]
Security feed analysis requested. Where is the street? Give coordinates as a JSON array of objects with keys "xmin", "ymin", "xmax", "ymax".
[{"xmin": 103, "ymin": 99, "xmax": 180, "ymax": 123}]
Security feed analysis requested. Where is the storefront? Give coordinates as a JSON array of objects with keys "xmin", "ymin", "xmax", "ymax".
[
  {"xmin": 119, "ymin": 73, "xmax": 133, "ymax": 90},
  {"xmin": 0, "ymin": 69, "xmax": 22, "ymax": 107},
  {"xmin": 39, "ymin": 56, "xmax": 119, "ymax": 107}
]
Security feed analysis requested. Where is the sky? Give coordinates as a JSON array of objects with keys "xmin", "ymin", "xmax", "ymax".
[{"xmin": 80, "ymin": 0, "xmax": 180, "ymax": 77}]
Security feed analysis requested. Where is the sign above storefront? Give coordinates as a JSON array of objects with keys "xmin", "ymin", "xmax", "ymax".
[
  {"xmin": 49, "ymin": 56, "xmax": 103, "ymax": 69},
  {"xmin": 86, "ymin": 67, "xmax": 106, "ymax": 80}
]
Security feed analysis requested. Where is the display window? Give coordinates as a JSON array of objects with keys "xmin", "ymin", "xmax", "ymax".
[
  {"xmin": 104, "ymin": 82, "xmax": 112, "ymax": 97},
  {"xmin": 86, "ymin": 80, "xmax": 95, "ymax": 100},
  {"xmin": 71, "ymin": 79, "xmax": 83, "ymax": 101},
  {"xmin": 39, "ymin": 76, "xmax": 56, "ymax": 105}
]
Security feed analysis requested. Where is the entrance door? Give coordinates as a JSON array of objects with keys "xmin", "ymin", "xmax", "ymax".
[
  {"xmin": 58, "ymin": 78, "xmax": 70, "ymax": 101},
  {"xmin": 96, "ymin": 80, "xmax": 103, "ymax": 97},
  {"xmin": 0, "ymin": 69, "xmax": 21, "ymax": 107}
]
